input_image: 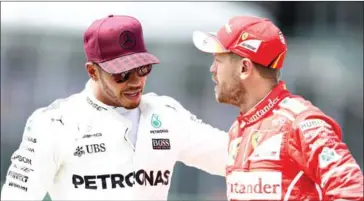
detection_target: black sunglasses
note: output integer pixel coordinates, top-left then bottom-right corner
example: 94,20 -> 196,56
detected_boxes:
110,65 -> 153,83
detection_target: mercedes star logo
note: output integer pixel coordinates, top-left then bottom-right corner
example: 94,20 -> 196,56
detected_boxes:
119,31 -> 136,49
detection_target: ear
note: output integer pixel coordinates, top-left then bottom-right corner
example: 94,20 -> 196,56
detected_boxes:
85,62 -> 99,81
239,58 -> 254,80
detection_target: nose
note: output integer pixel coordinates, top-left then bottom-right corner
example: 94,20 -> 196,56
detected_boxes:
127,71 -> 142,86
210,62 -> 217,73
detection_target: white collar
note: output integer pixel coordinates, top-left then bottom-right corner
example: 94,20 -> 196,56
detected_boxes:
82,79 -> 145,114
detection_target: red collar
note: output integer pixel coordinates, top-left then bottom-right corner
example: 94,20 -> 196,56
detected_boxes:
237,81 -> 291,127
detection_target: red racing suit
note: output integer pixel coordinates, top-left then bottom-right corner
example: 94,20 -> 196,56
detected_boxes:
226,81 -> 363,201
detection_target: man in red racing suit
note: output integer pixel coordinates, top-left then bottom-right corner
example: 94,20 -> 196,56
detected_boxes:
192,15 -> 363,200
225,81 -> 363,201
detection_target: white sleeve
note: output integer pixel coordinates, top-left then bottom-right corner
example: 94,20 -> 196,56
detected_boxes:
1,110 -> 62,200
160,96 -> 228,177
178,114 -> 229,177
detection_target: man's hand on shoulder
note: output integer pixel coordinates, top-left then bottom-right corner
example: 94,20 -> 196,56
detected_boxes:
143,93 -> 204,124
145,94 -> 229,176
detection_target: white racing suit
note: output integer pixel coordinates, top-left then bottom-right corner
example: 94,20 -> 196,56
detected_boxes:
1,81 -> 228,200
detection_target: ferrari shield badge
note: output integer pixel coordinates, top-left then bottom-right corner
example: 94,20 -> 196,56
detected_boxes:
228,137 -> 242,166
251,131 -> 261,149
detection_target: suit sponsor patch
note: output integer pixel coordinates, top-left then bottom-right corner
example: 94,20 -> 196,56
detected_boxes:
11,154 -> 32,165
82,133 -> 102,138
227,171 -> 282,200
319,147 -> 341,168
228,137 -> 242,166
73,169 -> 171,189
73,143 -> 106,157
150,129 -> 169,134
8,182 -> 28,192
152,139 -> 171,150
300,119 -> 332,132
279,97 -> 308,114
8,171 -> 29,183
248,132 -> 284,161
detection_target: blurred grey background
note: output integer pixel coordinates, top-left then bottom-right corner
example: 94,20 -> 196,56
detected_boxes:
1,2 -> 363,200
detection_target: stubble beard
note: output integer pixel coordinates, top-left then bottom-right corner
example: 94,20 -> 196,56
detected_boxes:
100,76 -> 141,109
123,99 -> 141,109
216,75 -> 246,107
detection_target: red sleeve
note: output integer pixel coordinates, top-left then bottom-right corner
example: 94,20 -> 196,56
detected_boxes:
288,112 -> 363,200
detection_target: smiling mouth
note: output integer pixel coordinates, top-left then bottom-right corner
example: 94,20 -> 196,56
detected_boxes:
212,76 -> 218,84
123,88 -> 142,96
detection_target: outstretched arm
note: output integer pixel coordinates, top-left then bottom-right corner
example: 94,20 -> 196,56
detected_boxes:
158,96 -> 228,176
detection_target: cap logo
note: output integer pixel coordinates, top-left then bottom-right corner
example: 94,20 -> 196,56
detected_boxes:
278,32 -> 285,44
241,32 -> 249,40
119,31 -> 136,49
239,40 -> 262,53
225,24 -> 232,34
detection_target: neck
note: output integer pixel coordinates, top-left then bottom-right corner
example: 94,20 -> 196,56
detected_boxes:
89,80 -> 114,107
239,81 -> 277,114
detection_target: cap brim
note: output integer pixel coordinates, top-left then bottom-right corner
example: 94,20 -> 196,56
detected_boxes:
98,52 -> 160,74
192,31 -> 230,54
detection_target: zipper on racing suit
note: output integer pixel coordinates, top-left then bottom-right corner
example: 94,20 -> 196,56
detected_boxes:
124,128 -> 136,151
237,119 -> 265,171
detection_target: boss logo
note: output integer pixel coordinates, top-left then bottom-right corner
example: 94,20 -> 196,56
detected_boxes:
152,139 -> 170,150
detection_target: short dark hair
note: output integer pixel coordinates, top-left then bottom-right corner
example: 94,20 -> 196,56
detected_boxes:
229,53 -> 280,83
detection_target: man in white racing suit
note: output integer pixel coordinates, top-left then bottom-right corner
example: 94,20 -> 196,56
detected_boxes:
1,15 -> 228,200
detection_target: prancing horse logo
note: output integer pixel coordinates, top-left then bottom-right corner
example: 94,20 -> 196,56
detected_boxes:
119,31 -> 136,49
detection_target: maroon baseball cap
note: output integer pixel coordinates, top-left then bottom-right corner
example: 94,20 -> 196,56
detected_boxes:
84,15 -> 160,74
193,16 -> 287,69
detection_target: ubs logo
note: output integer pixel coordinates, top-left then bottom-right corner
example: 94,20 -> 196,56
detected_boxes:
119,31 -> 136,49
74,143 -> 106,157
